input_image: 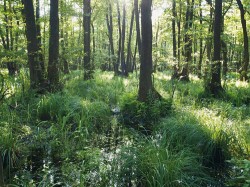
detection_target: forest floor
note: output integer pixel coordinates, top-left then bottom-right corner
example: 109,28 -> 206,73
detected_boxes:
0,70 -> 250,186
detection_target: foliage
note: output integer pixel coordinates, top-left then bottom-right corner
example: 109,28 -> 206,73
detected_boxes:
120,92 -> 172,133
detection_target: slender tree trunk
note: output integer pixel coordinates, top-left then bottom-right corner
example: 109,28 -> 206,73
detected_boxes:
134,0 -> 141,58
60,3 -> 69,74
126,8 -> 134,73
0,156 -> 3,187
236,0 -> 249,81
116,0 -> 122,75
221,40 -> 228,78
121,2 -> 126,76
48,0 -> 60,86
172,0 -> 177,59
4,0 -> 17,76
180,0 -> 194,81
198,0 -> 203,78
36,0 -> 45,72
106,3 -> 116,73
209,0 -> 223,95
83,0 -> 93,79
177,2 -> 182,66
22,0 -> 44,89
138,0 -> 154,102
91,22 -> 95,64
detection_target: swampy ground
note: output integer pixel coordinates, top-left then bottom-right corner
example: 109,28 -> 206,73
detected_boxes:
1,70 -> 250,186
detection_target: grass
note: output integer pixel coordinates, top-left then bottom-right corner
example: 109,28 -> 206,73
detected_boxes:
0,70 -> 249,186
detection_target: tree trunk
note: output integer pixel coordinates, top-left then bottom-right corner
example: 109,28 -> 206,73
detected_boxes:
172,0 -> 177,59
221,40 -> 228,78
83,0 -> 93,79
116,0 -> 122,75
197,0 -> 203,78
236,0 -> 249,81
134,0 -> 141,58
126,8 -> 135,73
0,156 -> 3,187
177,2 -> 182,66
106,3 -> 116,73
60,2 -> 69,74
36,0 -> 45,72
180,0 -> 194,82
22,0 -> 45,89
48,0 -> 60,87
121,2 -> 126,76
138,0 -> 155,102
209,0 -> 223,95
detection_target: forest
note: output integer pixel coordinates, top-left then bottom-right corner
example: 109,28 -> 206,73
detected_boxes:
0,0 -> 250,186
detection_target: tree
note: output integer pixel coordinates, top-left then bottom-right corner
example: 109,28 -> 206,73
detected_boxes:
22,0 -> 45,89
209,0 -> 223,95
83,0 -> 93,80
106,2 -> 116,74
134,0 -> 141,58
48,0 -> 60,88
172,0 -> 177,59
120,1 -> 126,76
179,0 -> 194,82
236,0 -> 249,81
35,0 -> 45,72
0,156 -> 3,187
138,0 -> 157,102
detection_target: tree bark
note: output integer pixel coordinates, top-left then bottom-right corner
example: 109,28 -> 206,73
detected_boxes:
116,0 -> 122,75
172,0 -> 177,59
179,0 -> 194,82
0,156 -> 3,187
83,0 -> 93,79
106,3 -> 116,73
198,0 -> 203,78
48,0 -> 60,87
236,0 -> 249,81
36,0 -> 45,72
138,0 -> 154,102
209,0 -> 223,95
126,8 -> 135,73
22,0 -> 45,89
121,2 -> 126,76
134,0 -> 141,57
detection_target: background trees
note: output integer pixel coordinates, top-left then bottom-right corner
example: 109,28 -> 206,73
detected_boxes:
0,0 -> 249,93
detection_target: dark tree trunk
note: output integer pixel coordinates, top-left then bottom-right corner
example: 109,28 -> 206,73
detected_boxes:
116,0 -> 122,75
209,0 -> 223,95
198,0 -> 203,78
126,8 -> 135,73
121,2 -> 127,76
172,0 -> 177,59
106,3 -> 116,73
221,40 -> 228,78
4,0 -> 18,76
83,0 -> 93,80
60,3 -> 69,74
138,0 -> 155,102
134,0 -> 141,57
177,2 -> 182,66
36,0 -> 45,72
0,156 -> 3,187
236,0 -> 249,81
179,0 -> 194,82
48,0 -> 59,87
91,22 -> 95,64
22,0 -> 44,89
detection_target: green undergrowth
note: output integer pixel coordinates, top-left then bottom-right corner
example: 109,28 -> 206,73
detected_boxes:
0,70 -> 250,186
